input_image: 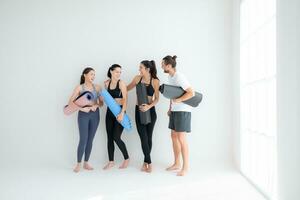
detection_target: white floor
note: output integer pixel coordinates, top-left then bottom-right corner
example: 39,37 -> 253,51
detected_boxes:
0,162 -> 266,200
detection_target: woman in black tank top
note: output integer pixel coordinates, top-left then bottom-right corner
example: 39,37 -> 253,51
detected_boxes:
127,60 -> 160,173
103,64 -> 130,170
107,79 -> 123,98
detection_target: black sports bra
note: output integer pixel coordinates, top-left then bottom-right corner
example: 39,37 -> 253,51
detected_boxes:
107,80 -> 123,98
138,77 -> 154,96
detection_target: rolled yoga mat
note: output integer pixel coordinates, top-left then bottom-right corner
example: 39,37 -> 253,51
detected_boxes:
159,84 -> 203,107
63,91 -> 95,115
136,82 -> 151,125
99,89 -> 132,131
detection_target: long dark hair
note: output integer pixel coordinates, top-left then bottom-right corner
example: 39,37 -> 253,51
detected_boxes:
141,60 -> 159,80
163,55 -> 177,68
80,67 -> 94,84
107,64 -> 122,79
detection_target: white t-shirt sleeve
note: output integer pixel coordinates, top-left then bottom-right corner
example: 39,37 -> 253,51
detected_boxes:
176,73 -> 191,90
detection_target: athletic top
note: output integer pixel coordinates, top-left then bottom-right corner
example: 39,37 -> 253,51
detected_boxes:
138,77 -> 155,96
108,80 -> 123,98
168,71 -> 192,112
80,84 -> 98,102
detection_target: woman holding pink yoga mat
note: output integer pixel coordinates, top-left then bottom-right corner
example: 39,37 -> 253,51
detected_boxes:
68,67 -> 103,173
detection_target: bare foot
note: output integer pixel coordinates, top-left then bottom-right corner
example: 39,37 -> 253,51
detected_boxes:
103,162 -> 115,170
146,164 -> 152,173
176,169 -> 187,176
73,163 -> 81,173
119,159 -> 130,169
141,163 -> 148,172
83,162 -> 94,170
166,164 -> 181,171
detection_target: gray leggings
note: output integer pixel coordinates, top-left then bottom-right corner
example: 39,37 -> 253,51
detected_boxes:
77,108 -> 100,162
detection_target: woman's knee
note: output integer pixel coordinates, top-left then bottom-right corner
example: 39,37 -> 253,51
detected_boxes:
113,135 -> 122,143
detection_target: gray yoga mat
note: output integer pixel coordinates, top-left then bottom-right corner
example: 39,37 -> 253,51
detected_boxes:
136,82 -> 152,124
159,84 -> 203,107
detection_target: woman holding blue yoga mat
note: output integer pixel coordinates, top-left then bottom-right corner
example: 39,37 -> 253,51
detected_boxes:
68,67 -> 103,173
127,60 -> 160,173
103,64 -> 130,170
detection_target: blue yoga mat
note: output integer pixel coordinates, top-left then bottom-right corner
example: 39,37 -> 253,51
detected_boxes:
99,89 -> 132,131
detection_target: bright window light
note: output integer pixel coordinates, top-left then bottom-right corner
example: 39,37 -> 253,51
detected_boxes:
240,0 -> 277,199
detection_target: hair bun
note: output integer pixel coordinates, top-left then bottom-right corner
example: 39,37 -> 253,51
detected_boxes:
172,55 -> 177,60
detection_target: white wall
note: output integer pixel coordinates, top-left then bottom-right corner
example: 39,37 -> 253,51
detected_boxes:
0,0 -> 234,168
232,0 -> 240,170
277,0 -> 300,199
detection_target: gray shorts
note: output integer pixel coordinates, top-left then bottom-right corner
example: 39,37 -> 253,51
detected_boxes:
168,111 -> 191,133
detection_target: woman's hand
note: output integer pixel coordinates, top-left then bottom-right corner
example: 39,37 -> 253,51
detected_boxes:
139,104 -> 151,112
116,112 -> 124,122
81,107 -> 91,113
91,105 -> 98,112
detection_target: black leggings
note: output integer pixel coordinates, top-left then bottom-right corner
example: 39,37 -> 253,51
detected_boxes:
105,109 -> 129,161
135,105 -> 157,164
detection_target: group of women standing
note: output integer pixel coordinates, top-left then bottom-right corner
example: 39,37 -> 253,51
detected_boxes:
68,60 -> 160,174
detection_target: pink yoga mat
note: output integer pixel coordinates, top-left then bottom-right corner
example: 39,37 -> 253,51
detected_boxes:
63,91 -> 94,115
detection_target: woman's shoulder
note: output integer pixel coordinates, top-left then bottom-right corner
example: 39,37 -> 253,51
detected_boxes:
104,79 -> 110,87
152,77 -> 160,84
136,74 -> 142,79
75,84 -> 82,91
104,79 -> 111,83
152,77 -> 160,82
119,79 -> 127,86
133,75 -> 142,81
